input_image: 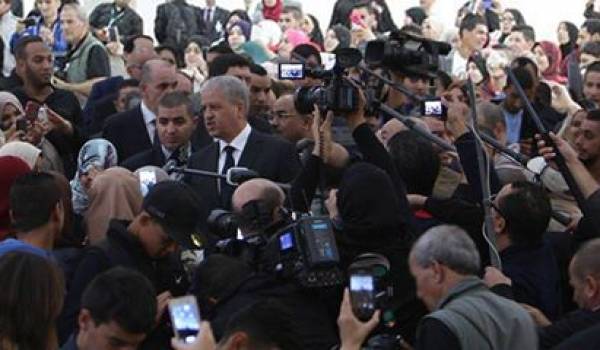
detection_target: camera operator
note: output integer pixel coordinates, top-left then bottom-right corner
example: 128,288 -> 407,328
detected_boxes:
199,178 -> 339,350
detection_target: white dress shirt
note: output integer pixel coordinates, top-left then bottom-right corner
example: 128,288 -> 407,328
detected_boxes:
140,101 -> 157,144
217,124 -> 252,174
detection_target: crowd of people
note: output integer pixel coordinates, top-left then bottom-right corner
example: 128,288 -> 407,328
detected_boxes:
4,0 -> 600,349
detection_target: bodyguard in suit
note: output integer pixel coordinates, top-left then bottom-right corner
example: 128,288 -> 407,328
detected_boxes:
200,0 -> 230,43
185,76 -> 301,211
122,91 -> 211,173
102,59 -> 178,161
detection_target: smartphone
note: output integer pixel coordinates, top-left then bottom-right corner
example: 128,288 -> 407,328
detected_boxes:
37,106 -> 48,123
278,63 -> 305,80
139,170 -> 157,197
16,118 -> 28,132
421,99 -> 447,120
168,295 -> 201,344
349,273 -> 376,322
24,101 -> 40,121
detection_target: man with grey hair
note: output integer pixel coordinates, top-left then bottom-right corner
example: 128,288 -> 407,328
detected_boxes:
55,3 -> 110,100
185,75 -> 300,211
408,225 -> 536,350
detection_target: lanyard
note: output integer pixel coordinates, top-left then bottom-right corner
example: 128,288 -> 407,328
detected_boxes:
107,5 -> 126,28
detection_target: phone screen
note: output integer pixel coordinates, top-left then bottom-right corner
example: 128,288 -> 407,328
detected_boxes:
108,26 -> 119,42
168,296 -> 201,344
278,63 -> 305,80
139,170 -> 157,197
349,274 -> 375,321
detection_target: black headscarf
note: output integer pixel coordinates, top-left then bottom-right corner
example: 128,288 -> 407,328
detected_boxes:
331,24 -> 351,49
560,21 -> 579,59
306,14 -> 324,48
405,7 -> 427,27
336,162 -> 403,245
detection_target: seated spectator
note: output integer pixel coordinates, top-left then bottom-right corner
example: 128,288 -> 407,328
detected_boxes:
226,20 -> 251,53
0,171 -> 64,258
0,251 -> 64,350
278,28 -> 310,60
62,267 -> 157,350
583,61 -> 600,106
408,225 -> 537,349
182,36 -> 209,91
533,41 -> 567,84
507,24 -> 536,57
155,44 -> 181,67
0,156 -> 31,239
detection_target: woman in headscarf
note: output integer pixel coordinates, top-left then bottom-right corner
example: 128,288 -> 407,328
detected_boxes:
533,41 -> 567,84
0,141 -> 42,170
498,9 -> 525,44
0,156 -> 31,240
0,92 -> 64,173
226,20 -> 252,53
328,162 -> 426,343
84,167 -> 143,244
261,0 -> 282,22
278,28 -> 310,60
557,21 -> 579,76
70,139 -> 118,215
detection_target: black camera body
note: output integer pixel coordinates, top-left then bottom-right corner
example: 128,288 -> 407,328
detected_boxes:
265,216 -> 344,288
365,31 -> 451,77
286,48 -> 363,115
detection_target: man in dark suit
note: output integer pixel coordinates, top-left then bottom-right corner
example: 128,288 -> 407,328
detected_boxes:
185,76 -> 300,212
200,0 -> 229,43
102,59 -> 178,161
122,91 -> 210,172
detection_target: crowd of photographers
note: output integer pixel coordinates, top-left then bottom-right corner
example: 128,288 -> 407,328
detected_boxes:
5,0 -> 600,349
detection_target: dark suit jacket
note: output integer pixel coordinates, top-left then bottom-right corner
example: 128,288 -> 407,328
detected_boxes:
185,129 -> 300,211
199,6 -> 229,42
102,104 -> 152,162
121,145 -> 166,171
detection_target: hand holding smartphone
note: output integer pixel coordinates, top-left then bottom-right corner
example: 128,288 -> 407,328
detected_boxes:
349,273 -> 376,322
168,295 -> 201,344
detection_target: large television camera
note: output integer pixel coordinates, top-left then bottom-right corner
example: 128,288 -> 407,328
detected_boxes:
280,48 -> 363,115
365,31 -> 451,77
208,210 -> 344,289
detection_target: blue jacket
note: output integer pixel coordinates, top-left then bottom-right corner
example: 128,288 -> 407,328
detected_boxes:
10,16 -> 68,70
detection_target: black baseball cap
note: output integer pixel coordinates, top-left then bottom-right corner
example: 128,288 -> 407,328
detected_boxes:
143,181 -> 208,250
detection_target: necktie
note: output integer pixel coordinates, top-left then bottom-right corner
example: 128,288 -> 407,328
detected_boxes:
205,8 -> 212,23
220,145 -> 235,209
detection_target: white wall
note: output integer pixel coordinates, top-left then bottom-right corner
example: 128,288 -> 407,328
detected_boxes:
23,0 -> 587,42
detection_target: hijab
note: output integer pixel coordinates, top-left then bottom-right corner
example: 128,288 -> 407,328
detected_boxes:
306,14 -> 324,48
0,156 -> 31,239
70,139 -> 118,215
331,24 -> 351,50
84,167 -> 143,244
335,162 -> 404,246
560,21 -> 579,58
0,92 -> 24,120
262,0 -> 282,22
283,29 -> 311,48
538,41 -> 567,84
0,141 -> 42,170
228,20 -> 252,42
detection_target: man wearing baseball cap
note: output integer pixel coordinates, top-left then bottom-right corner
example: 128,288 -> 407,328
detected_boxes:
59,180 -> 208,346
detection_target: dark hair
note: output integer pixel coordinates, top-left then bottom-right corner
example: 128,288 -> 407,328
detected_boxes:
584,61 -> 600,82
10,172 -> 61,232
208,43 -> 234,55
291,43 -> 322,65
405,7 -> 427,26
506,66 -> 535,91
226,9 -> 251,25
388,130 -> 441,196
400,24 -> 423,36
222,299 -> 301,350
586,108 -> 600,122
155,44 -> 182,67
459,14 -> 486,37
505,8 -> 526,26
14,36 -> 44,61
436,70 -> 453,90
208,53 -> 250,77
123,34 -> 154,54
282,5 -> 303,20
583,19 -> 600,37
468,54 -> 490,83
249,63 -> 267,76
0,252 -> 64,349
119,78 -> 140,89
158,91 -> 194,117
583,41 -> 600,57
497,181 -> 551,245
511,24 -> 536,42
81,267 -> 157,334
511,56 -> 539,81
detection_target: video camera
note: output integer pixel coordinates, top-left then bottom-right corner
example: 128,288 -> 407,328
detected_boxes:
365,31 -> 451,77
208,210 -> 344,289
279,48 -> 364,115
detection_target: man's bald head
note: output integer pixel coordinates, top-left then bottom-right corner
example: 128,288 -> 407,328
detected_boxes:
232,179 -> 285,213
